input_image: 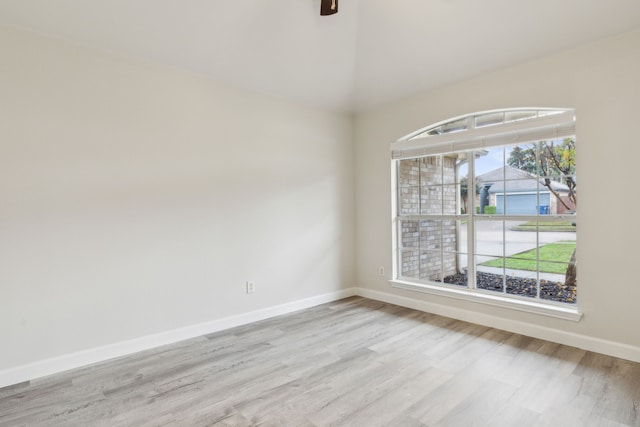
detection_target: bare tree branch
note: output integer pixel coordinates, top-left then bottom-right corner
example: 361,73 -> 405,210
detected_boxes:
543,178 -> 572,210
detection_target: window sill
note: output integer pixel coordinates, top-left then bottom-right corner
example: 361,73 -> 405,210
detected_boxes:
390,279 -> 582,322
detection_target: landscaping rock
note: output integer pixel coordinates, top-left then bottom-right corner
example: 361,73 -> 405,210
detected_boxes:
442,271 -> 577,304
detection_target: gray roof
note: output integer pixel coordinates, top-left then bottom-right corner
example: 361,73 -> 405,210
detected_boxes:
476,165 -> 569,193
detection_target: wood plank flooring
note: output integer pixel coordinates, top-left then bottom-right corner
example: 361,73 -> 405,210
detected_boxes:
1,297 -> 640,426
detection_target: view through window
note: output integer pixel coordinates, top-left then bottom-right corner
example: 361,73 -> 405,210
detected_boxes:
394,110 -> 577,306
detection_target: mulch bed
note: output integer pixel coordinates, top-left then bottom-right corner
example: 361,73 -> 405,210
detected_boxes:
442,271 -> 577,304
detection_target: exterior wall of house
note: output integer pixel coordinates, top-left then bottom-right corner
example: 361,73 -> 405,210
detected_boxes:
550,194 -> 558,214
488,191 -> 573,215
556,194 -> 576,214
398,156 -> 457,281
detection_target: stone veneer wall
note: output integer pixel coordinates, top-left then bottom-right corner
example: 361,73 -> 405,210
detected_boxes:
398,156 -> 458,281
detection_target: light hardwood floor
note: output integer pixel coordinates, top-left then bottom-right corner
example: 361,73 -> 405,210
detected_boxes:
1,297 -> 639,426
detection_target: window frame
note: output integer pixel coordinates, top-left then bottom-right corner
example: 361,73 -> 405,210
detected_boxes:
390,109 -> 581,321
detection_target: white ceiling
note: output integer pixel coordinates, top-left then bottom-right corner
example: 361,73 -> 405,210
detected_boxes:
1,0 -> 640,112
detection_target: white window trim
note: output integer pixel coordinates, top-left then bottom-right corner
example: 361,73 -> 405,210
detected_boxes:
389,279 -> 582,322
392,109 -> 575,160
390,108 -> 581,321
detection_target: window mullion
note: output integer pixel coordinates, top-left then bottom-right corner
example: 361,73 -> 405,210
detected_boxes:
419,159 -> 424,281
535,144 -> 541,300
536,219 -> 541,300
467,151 -> 476,290
501,147 -> 506,294
502,219 -> 506,294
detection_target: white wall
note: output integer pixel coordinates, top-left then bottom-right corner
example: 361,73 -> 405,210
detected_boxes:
0,26 -> 355,373
3,22 -> 639,385
355,29 -> 640,354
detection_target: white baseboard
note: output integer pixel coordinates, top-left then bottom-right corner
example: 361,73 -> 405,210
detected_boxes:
355,287 -> 640,364
0,288 -> 357,389
4,286 -> 639,389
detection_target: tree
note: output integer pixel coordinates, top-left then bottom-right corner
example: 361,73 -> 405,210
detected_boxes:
507,138 -> 577,286
459,176 -> 480,214
507,138 -> 576,210
508,146 -> 537,174
538,138 -> 576,211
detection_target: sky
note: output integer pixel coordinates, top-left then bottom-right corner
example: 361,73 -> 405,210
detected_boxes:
477,146 -> 510,175
459,146 -> 510,177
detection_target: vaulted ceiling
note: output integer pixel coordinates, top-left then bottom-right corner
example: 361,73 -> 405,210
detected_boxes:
1,0 -> 640,112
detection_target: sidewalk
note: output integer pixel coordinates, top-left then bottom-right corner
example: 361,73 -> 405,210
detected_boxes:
476,265 -> 565,282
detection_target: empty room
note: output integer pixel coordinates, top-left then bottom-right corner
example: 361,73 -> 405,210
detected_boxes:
1,1 -> 640,425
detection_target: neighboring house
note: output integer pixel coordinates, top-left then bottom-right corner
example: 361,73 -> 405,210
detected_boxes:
476,165 -> 573,215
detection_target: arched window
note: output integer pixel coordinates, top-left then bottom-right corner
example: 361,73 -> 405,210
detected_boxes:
391,109 -> 579,319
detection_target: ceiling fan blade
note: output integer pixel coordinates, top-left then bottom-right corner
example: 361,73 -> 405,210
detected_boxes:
320,0 -> 338,16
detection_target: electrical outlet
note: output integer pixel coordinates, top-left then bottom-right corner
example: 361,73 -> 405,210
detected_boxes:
246,281 -> 255,294
378,267 -> 385,276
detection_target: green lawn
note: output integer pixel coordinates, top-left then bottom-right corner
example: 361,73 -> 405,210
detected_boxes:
482,242 -> 576,274
511,221 -> 576,232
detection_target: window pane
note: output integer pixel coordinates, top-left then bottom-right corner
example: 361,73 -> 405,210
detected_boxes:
538,175 -> 577,215
475,220 -> 504,258
505,220 -> 538,260
557,175 -> 577,214
503,179 -> 541,216
504,110 -> 537,123
420,156 -> 443,185
400,220 -> 419,248
421,251 -> 443,282
475,220 -> 506,293
475,146 -> 504,180
442,252 -> 468,287
440,118 -> 468,134
421,185 -> 442,215
442,220 -> 457,254
537,218 -> 576,303
536,138 -> 576,179
506,273 -> 537,298
506,143 -> 537,175
398,158 -> 421,215
443,185 -> 457,215
475,112 -> 504,128
425,126 -> 442,137
502,219 -> 539,298
443,155 -> 458,184
537,238 -> 576,296
441,220 -> 459,282
459,160 -> 471,214
540,262 -> 576,304
458,157 -> 469,179
475,146 -> 504,216
419,220 -> 441,251
537,110 -> 565,117
400,249 -> 420,279
476,256 -> 505,293
399,186 -> 420,215
398,159 -> 421,186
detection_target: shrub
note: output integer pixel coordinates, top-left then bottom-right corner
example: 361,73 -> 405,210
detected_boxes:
484,206 -> 497,215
